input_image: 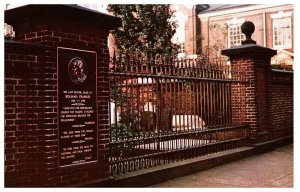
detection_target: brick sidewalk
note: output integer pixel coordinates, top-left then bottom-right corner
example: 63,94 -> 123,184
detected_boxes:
152,145 -> 293,188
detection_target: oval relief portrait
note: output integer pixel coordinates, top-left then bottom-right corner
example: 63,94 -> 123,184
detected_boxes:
68,57 -> 88,84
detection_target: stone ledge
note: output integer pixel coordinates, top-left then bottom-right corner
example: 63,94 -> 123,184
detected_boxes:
83,147 -> 255,187
82,136 -> 292,187
253,136 -> 293,155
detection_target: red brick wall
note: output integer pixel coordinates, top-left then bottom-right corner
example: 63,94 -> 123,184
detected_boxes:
222,43 -> 293,143
5,9 -> 114,187
230,57 -> 258,139
268,70 -> 293,139
5,42 -> 47,186
256,67 -> 269,137
222,44 -> 278,143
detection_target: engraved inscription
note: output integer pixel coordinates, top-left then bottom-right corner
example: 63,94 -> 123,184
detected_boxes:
58,48 -> 97,167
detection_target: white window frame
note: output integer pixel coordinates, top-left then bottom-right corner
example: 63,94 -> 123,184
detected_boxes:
271,11 -> 293,50
226,18 -> 245,48
178,43 -> 185,53
177,42 -> 185,58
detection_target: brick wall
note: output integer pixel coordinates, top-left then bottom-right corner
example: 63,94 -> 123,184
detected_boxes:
222,43 -> 278,143
222,37 -> 293,144
230,57 -> 259,140
5,5 -> 121,187
268,70 -> 293,139
5,42 -> 47,186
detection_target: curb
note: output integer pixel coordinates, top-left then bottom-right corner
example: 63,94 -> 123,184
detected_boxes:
82,136 -> 292,187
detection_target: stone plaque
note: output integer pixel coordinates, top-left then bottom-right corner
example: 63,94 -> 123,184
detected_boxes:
57,47 -> 98,167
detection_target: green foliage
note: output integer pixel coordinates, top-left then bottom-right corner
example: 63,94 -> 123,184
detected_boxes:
111,123 -> 133,141
108,4 -> 178,56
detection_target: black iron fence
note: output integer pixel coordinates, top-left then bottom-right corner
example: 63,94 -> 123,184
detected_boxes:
109,55 -> 249,176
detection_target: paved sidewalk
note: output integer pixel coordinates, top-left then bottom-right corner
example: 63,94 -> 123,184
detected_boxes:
152,145 -> 293,188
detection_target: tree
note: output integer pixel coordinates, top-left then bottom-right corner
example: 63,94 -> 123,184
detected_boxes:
108,4 -> 178,56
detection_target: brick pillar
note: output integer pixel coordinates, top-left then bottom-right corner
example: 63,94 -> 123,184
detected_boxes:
221,21 -> 276,144
5,5 -> 121,187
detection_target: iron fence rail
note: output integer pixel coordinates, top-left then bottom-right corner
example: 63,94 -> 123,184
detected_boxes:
109,56 -> 249,176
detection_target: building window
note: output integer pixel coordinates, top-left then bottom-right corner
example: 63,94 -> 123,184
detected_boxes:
177,43 -> 185,58
271,11 -> 292,49
226,18 -> 245,48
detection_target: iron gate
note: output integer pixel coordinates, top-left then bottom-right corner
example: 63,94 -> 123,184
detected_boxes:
109,55 -> 249,176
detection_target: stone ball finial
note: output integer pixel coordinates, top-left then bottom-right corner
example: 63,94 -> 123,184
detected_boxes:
241,21 -> 256,45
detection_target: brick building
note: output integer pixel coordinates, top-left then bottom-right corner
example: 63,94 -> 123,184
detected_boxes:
197,4 -> 294,68
170,5 -> 207,58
